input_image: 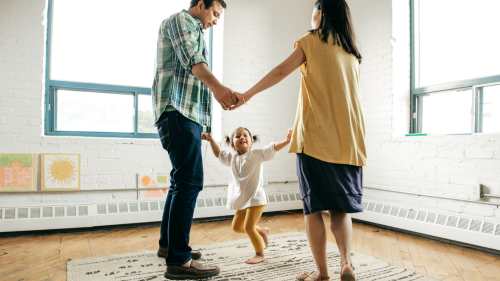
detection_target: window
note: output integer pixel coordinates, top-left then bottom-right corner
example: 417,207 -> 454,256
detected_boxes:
45,0 -> 221,138
411,0 -> 500,134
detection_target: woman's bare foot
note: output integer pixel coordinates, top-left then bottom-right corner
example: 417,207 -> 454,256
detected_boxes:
340,262 -> 355,281
258,227 -> 270,248
245,253 -> 266,264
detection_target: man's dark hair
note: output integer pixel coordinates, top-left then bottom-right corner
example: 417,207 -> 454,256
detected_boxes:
311,0 -> 362,64
189,0 -> 227,9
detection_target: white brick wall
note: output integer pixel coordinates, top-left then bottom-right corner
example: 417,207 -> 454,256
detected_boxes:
4,0 -> 497,222
0,0 -> 313,206
348,0 -> 500,220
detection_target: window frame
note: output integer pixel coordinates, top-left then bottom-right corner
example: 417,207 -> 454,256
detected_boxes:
410,0 -> 500,134
44,0 -> 214,139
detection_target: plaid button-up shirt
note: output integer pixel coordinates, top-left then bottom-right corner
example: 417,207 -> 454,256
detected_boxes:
152,10 -> 211,132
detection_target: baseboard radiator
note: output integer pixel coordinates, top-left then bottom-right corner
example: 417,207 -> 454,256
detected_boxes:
351,200 -> 500,252
2,196 -> 500,252
0,192 -> 303,233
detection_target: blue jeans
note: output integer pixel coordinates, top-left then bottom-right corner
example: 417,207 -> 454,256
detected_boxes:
157,110 -> 203,266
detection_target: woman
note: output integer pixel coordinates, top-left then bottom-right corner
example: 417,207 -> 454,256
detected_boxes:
231,0 -> 366,280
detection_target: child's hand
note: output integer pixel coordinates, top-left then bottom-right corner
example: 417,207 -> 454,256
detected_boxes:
285,128 -> 293,142
202,132 -> 212,141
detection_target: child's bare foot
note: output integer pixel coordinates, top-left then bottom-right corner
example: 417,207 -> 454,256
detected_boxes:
258,227 -> 270,248
246,253 -> 266,264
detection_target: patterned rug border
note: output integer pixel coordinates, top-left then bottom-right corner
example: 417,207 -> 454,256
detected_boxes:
67,231 -> 439,281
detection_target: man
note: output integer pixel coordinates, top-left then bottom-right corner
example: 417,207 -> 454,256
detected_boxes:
152,0 -> 235,279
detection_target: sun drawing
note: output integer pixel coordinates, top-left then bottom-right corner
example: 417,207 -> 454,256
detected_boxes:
47,157 -> 77,186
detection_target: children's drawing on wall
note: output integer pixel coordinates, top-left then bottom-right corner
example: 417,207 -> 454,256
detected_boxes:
0,153 -> 37,192
137,173 -> 169,199
42,153 -> 81,191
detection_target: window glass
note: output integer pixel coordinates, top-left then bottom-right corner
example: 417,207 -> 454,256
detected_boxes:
478,85 -> 500,133
419,89 -> 472,134
51,0 -> 190,87
56,90 -> 134,132
415,0 -> 500,87
137,95 -> 157,133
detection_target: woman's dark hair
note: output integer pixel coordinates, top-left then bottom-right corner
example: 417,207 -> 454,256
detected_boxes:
224,127 -> 260,147
190,0 -> 227,9
312,0 -> 362,64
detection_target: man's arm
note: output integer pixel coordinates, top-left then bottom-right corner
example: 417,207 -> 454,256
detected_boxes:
191,63 -> 237,110
165,14 -> 237,110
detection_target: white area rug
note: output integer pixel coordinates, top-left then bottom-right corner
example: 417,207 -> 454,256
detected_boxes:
67,232 -> 438,281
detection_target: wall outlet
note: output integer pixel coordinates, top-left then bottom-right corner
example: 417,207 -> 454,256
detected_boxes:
264,175 -> 269,186
471,184 -> 483,200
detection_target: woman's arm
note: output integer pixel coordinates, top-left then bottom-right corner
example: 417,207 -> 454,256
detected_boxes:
230,46 -> 306,111
202,133 -> 221,158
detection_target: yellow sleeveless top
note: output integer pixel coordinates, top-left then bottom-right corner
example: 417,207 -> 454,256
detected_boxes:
288,31 -> 367,166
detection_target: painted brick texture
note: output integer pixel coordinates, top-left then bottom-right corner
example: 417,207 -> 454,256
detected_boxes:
348,0 -> 500,220
0,0 -> 312,205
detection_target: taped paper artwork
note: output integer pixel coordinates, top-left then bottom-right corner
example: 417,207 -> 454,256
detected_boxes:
0,153 -> 37,192
137,173 -> 169,199
42,154 -> 81,190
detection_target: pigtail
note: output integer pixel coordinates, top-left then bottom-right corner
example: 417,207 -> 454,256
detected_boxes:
224,135 -> 232,146
252,135 -> 261,143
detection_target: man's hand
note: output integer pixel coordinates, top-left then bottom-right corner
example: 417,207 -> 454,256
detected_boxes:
202,132 -> 212,142
229,92 -> 246,111
213,85 -> 238,110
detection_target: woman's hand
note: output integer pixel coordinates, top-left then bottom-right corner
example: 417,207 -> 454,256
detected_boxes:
229,92 -> 246,111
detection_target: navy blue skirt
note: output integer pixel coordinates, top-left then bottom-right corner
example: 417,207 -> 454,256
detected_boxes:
296,153 -> 363,215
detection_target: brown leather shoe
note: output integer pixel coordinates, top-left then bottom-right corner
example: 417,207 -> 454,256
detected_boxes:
164,260 -> 220,280
157,247 -> 202,260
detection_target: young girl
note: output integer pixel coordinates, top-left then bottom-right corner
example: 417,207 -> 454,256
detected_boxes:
202,127 -> 292,264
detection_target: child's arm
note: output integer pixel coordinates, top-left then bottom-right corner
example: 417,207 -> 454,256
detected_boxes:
202,133 -> 220,158
273,128 -> 293,152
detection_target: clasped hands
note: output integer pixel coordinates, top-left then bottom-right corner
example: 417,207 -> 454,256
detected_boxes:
212,85 -> 246,111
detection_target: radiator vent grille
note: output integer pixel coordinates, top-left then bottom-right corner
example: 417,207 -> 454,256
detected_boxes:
447,216 -> 458,227
43,207 -> 52,218
398,208 -> 408,218
458,218 -> 470,230
67,206 -> 77,217
367,203 -> 375,212
97,205 -> 107,215
30,208 -> 40,218
119,203 -> 128,213
18,208 -> 28,219
436,214 -> 447,225
408,210 -> 417,220
362,200 -> 500,239
470,220 -> 482,232
426,213 -> 437,223
482,222 -> 495,234
416,211 -> 426,221
108,204 -> 118,214
55,207 -> 64,217
130,203 -> 139,212
5,209 -> 15,219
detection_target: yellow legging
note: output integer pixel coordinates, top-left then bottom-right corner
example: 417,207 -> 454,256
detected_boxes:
232,205 -> 266,253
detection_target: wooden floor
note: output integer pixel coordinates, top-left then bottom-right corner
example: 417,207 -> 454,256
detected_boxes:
1,212 -> 499,281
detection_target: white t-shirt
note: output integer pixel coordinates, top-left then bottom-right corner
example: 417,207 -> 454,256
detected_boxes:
219,142 -> 278,210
